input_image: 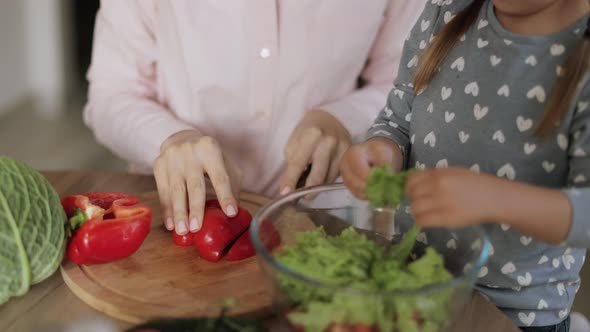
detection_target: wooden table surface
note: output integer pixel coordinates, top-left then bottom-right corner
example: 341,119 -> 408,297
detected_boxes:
0,171 -> 522,332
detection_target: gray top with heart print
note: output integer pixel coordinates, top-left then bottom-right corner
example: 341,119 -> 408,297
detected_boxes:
366,0 -> 590,328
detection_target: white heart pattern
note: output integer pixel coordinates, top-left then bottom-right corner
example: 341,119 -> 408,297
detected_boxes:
444,11 -> 455,23
469,164 -> 480,173
500,223 -> 511,231
477,38 -> 489,48
436,159 -> 449,168
542,161 -> 555,173
441,87 -> 452,100
388,121 -> 399,128
424,131 -> 436,147
411,134 -> 415,144
492,130 -> 506,144
516,116 -> 533,132
416,232 -> 428,244
394,89 -> 405,99
557,134 -> 568,151
407,55 -> 418,68
557,282 -> 566,296
538,256 -> 549,264
405,113 -> 412,122
537,299 -> 549,310
427,102 -> 434,113
504,39 -> 513,45
451,57 -> 465,71
517,272 -> 532,286
549,278 -> 557,283
524,143 -> 536,155
460,34 -> 466,42
488,243 -> 494,256
574,174 -> 587,184
553,259 -> 561,268
497,84 -> 510,97
478,266 -> 488,278
474,104 -> 489,120
421,19 -> 430,32
563,255 -> 575,270
520,236 -> 532,246
574,148 -> 586,157
578,101 -> 588,112
497,163 -> 516,180
527,85 -> 546,103
419,40 -> 427,50
519,312 -> 535,326
446,238 -> 457,249
459,131 -> 470,143
416,161 -> 426,169
525,55 -> 538,66
478,19 -> 488,30
550,44 -> 565,56
501,262 -> 516,274
471,239 -> 482,251
463,263 -> 473,273
445,111 -> 455,123
490,55 -> 501,66
384,106 -> 393,117
465,82 -> 480,96
559,310 -> 569,319
556,65 -> 564,77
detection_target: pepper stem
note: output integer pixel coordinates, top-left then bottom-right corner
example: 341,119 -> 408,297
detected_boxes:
69,208 -> 87,231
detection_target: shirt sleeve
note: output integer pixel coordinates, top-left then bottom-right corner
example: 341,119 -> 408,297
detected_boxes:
319,0 -> 426,143
563,78 -> 590,248
83,0 -> 194,171
365,1 -> 444,163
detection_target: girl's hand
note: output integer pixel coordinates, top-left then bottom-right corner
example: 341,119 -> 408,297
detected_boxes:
154,130 -> 241,235
280,111 -> 351,195
405,168 -> 500,228
339,137 -> 404,199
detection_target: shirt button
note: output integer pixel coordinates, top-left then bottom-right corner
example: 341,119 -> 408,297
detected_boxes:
259,48 -> 271,59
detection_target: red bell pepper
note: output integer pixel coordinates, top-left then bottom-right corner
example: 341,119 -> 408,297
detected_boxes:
225,219 -> 281,261
62,192 -> 152,265
173,231 -> 194,247
193,202 -> 252,262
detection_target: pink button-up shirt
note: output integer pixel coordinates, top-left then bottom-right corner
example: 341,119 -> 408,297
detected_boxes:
83,0 -> 425,197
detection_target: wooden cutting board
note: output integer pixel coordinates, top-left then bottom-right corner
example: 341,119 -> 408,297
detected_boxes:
60,190 -> 273,324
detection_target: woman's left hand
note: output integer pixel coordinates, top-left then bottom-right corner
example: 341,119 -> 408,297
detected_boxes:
280,110 -> 351,195
405,167 -> 503,228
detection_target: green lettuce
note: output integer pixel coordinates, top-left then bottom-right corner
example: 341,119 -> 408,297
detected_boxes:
275,166 -> 453,331
0,156 -> 67,304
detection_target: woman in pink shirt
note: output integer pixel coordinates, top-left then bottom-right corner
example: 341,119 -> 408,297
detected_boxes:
83,0 -> 424,235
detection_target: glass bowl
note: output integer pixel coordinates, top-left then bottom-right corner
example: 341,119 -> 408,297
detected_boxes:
251,183 -> 490,332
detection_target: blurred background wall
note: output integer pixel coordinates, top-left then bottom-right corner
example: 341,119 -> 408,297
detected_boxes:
0,0 -> 125,171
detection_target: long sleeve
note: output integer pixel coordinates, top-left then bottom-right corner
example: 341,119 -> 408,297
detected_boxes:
365,1 -> 443,163
319,0 -> 426,142
83,0 -> 193,171
563,79 -> 590,248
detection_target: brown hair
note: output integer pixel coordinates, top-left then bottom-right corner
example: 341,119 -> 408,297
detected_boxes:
413,2 -> 590,136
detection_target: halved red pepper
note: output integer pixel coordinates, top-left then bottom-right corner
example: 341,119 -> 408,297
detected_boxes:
62,192 -> 152,265
225,219 -> 281,261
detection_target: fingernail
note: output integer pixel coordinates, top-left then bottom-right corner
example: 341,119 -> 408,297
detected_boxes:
165,217 -> 174,230
226,205 -> 237,217
280,186 -> 291,195
176,221 -> 188,235
189,218 -> 200,232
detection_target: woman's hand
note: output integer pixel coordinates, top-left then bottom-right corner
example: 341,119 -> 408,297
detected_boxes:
339,137 -> 404,199
154,130 -> 241,235
280,111 -> 351,195
405,168 -> 500,228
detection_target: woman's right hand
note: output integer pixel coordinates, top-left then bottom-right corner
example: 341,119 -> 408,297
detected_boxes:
154,130 -> 241,235
339,137 -> 404,199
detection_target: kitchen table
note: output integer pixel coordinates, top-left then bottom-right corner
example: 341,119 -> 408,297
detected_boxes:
0,171 -> 521,332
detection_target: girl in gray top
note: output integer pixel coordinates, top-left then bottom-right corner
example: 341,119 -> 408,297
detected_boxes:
341,0 -> 590,331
